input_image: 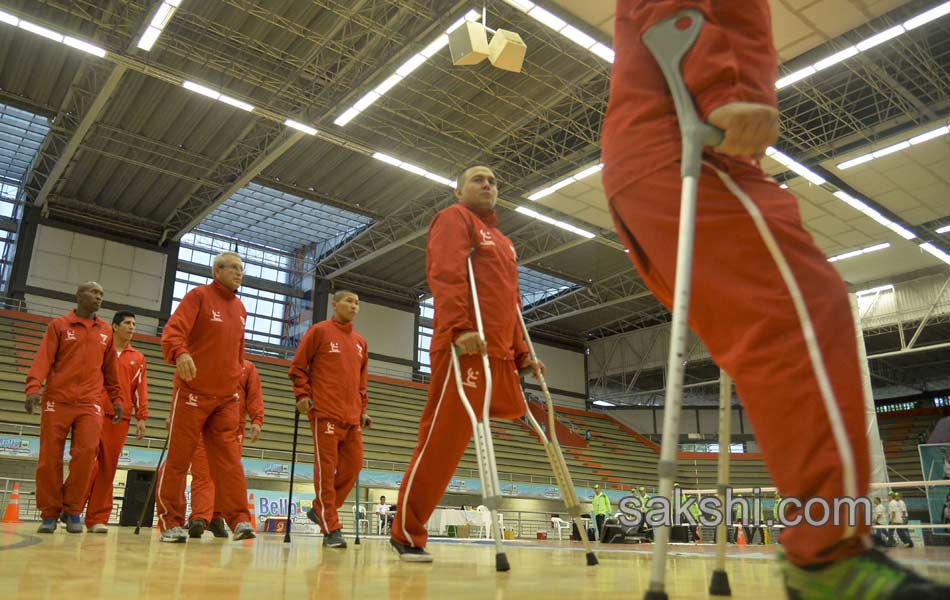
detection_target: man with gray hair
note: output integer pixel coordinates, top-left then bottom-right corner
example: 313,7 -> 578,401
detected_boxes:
157,251 -> 255,543
25,281 -> 123,533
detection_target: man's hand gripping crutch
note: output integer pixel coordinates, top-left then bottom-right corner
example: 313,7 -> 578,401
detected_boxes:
449,251 -> 510,573
516,309 -> 599,566
640,10 -> 724,600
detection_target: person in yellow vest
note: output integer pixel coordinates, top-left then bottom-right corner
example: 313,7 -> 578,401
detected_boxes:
637,486 -> 653,540
592,485 -> 611,542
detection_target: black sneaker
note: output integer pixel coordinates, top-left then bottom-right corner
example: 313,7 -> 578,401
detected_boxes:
781,548 -> 950,599
389,537 -> 433,563
188,519 -> 207,539
209,517 -> 229,538
306,507 -> 321,526
323,530 -> 347,548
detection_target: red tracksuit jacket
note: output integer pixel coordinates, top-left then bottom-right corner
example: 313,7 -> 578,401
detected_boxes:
288,318 -> 368,426
161,280 -> 247,397
101,344 -> 149,422
427,203 -> 530,364
601,0 -> 777,196
239,360 -> 264,427
25,311 -> 122,407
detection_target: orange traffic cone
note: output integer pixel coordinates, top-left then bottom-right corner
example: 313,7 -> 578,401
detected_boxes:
736,525 -> 747,546
2,482 -> 20,523
247,493 -> 257,531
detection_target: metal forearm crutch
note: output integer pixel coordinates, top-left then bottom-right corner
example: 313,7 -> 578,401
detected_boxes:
710,371 -> 732,596
641,10 -> 724,600
283,409 -> 301,544
449,253 -> 509,572
516,308 -> 598,567
135,434 -> 170,534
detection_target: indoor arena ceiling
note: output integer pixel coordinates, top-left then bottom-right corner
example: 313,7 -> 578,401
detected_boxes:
0,0 -> 948,350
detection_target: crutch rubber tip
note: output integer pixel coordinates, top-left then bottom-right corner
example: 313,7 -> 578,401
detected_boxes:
643,592 -> 668,600
708,570 -> 732,596
355,538 -> 361,545
495,553 -> 510,572
282,533 -> 291,544
585,552 -> 599,566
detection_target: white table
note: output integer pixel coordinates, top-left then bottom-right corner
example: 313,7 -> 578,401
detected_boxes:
428,508 -> 500,537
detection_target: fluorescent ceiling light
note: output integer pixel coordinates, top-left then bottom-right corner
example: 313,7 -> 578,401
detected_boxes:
527,6 -> 566,30
182,80 -> 219,99
856,284 -> 894,297
828,242 -> 891,263
284,119 -> 317,135
561,25 -> 596,49
515,206 -> 595,239
766,147 -> 826,185
19,20 -> 63,42
776,5 -> 950,90
904,1 -> 950,29
137,1 -> 182,51
63,36 -> 107,58
832,191 -> 916,240
217,94 -> 254,112
920,242 -> 950,265
502,0 -> 536,11
836,125 -> 949,170
0,10 -> 19,26
370,152 -> 455,188
593,400 -> 615,407
527,162 -> 603,201
334,11 -> 481,127
936,225 -> 950,234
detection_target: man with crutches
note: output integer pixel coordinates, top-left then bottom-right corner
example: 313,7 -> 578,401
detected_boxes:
389,165 -> 544,566
602,2 -> 949,599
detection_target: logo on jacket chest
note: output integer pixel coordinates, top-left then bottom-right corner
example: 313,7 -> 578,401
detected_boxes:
99,333 -> 108,346
479,229 -> 495,246
65,329 -> 77,341
356,343 -> 363,358
210,309 -> 223,322
328,341 -> 341,354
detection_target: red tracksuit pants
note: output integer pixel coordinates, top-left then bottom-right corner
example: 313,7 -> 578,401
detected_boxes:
36,402 -> 102,519
309,416 -> 362,534
83,415 -> 130,526
155,387 -> 250,531
189,434 -> 245,523
392,351 -> 526,549
607,160 -> 870,566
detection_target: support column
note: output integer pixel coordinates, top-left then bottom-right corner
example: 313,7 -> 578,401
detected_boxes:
850,293 -> 889,489
313,278 -> 330,323
158,241 -> 180,327
8,205 -> 40,301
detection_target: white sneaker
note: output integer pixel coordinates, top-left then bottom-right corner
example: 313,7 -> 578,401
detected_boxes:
161,527 -> 187,543
89,524 -> 108,534
232,522 -> 256,541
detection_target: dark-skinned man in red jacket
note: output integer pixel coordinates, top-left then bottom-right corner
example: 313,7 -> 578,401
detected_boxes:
602,2 -> 949,597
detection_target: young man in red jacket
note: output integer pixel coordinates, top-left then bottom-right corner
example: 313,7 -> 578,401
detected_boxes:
24,282 -> 123,534
84,310 -> 149,532
188,358 -> 264,538
388,166 -> 544,562
157,251 -> 255,543
289,290 -> 371,549
603,2 -> 948,597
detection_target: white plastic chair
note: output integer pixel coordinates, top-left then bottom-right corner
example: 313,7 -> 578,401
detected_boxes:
351,505 -> 369,534
551,517 -> 570,540
475,505 -> 502,538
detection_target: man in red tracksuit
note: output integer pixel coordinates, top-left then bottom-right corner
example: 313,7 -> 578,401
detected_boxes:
603,2 -> 948,597
157,251 -> 255,543
188,358 -> 264,538
24,282 -> 123,534
289,290 -> 371,549
388,166 -> 544,562
84,310 -> 149,532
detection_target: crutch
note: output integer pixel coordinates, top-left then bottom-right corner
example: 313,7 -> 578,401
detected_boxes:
709,370 -> 732,596
641,10 -> 724,600
135,434 -> 170,534
449,252 -> 509,572
354,475 -> 362,545
283,409 -> 301,543
516,308 -> 598,567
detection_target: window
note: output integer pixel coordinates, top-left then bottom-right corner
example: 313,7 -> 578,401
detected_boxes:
416,297 -> 434,375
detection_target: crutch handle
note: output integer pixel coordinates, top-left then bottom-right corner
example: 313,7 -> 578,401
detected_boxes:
642,9 -> 724,178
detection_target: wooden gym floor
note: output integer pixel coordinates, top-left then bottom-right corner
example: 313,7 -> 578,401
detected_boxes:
2,523 -> 950,599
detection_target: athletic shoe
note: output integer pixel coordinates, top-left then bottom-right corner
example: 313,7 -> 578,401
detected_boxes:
209,517 -> 229,538
188,519 -> 207,539
63,513 -> 83,534
781,548 -> 950,599
389,537 -> 433,563
160,527 -> 187,543
89,523 -> 108,534
232,522 -> 256,541
323,530 -> 347,548
306,507 -> 321,526
37,519 -> 57,533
